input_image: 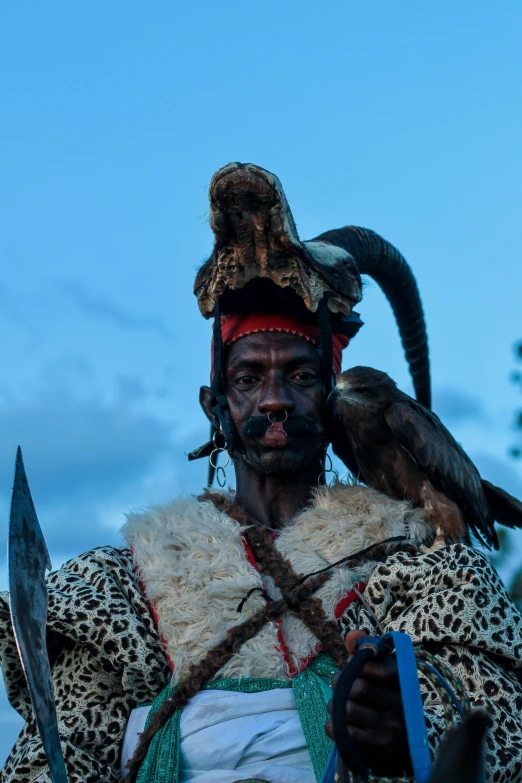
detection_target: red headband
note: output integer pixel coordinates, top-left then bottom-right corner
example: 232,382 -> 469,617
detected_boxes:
212,312 -> 349,377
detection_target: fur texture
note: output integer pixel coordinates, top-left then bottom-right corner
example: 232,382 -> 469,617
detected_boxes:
123,482 -> 427,683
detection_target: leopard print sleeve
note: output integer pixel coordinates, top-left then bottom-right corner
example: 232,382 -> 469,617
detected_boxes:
0,546 -> 170,783
340,543 -> 522,783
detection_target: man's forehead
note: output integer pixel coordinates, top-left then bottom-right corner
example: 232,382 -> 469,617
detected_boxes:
226,332 -> 321,366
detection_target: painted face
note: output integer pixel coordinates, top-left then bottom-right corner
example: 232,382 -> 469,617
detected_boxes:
225,332 -> 328,475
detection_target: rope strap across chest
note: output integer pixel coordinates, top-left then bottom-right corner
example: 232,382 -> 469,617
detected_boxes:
121,493 -> 415,783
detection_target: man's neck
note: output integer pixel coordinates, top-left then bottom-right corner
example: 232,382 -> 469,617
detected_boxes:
233,459 -> 321,529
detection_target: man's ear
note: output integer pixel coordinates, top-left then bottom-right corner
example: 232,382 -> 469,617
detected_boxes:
199,386 -> 217,426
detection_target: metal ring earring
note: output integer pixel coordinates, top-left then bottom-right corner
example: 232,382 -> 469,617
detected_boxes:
209,429 -> 231,488
318,451 -> 338,486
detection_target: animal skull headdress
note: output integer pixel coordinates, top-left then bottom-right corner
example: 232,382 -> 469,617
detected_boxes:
190,162 -> 430,468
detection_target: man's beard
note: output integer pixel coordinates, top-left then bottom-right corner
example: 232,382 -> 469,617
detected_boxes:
235,414 -> 326,475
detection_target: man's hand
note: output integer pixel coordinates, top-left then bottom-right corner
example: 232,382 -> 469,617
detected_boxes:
325,630 -> 412,777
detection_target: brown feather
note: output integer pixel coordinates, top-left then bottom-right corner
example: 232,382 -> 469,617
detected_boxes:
330,366 -> 522,548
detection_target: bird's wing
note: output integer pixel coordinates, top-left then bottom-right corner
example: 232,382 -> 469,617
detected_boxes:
384,398 -> 493,543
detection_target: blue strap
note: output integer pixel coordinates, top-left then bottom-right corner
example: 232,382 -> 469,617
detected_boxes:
418,660 -> 465,718
388,631 -> 432,783
320,747 -> 338,783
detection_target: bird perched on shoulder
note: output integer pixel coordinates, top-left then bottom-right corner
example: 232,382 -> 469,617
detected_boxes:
329,366 -> 522,548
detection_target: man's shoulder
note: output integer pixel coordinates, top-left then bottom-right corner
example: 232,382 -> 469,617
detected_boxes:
53,544 -> 134,575
45,544 -> 138,599
363,540 -> 521,625
0,545 -> 135,617
383,540 -> 501,582
122,492 -> 238,551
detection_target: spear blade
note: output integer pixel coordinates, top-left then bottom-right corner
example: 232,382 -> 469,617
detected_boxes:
8,447 -> 68,783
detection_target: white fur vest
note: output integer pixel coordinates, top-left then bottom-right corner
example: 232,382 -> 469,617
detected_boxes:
122,483 -> 426,684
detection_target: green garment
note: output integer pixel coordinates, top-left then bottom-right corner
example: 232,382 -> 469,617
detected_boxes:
136,653 -> 338,783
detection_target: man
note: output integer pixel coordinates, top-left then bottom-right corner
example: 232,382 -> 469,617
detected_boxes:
1,164 -> 522,782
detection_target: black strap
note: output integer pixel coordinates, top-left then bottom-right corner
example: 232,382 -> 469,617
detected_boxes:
188,302 -> 240,485
209,300 -> 239,464
317,296 -> 335,390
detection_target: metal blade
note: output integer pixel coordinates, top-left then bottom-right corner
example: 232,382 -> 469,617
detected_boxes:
8,447 -> 68,783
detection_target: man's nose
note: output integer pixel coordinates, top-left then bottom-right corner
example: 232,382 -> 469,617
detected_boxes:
257,375 -> 296,416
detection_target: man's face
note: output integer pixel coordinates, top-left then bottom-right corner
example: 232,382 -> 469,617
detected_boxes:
223,332 -> 328,475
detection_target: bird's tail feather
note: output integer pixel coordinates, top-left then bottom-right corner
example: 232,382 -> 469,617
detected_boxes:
482,479 -> 522,529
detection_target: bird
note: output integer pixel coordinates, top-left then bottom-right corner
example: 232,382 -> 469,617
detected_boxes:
329,366 -> 522,548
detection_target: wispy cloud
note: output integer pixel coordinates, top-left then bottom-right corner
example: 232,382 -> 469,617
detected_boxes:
0,282 -> 40,340
60,282 -> 175,342
0,394 -> 172,505
0,364 -> 209,554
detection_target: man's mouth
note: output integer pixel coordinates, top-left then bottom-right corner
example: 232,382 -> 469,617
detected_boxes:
241,415 -> 323,450
263,420 -> 288,449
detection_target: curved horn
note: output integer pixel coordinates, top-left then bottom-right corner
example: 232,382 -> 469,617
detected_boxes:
311,226 -> 431,408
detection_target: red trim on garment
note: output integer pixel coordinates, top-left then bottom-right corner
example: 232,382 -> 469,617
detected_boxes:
241,535 -> 258,570
275,617 -> 298,679
296,642 -> 322,674
334,581 -> 367,619
242,533 -> 299,679
130,545 -> 175,672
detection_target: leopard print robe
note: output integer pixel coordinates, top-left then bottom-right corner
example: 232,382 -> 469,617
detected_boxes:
1,484 -> 521,783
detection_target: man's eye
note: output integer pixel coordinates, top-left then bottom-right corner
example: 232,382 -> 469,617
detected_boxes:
292,372 -> 316,383
236,375 -> 257,385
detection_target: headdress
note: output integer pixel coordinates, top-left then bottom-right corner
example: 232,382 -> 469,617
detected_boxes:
189,163 -> 430,480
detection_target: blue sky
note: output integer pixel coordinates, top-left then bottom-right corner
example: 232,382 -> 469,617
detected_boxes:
1,0 -> 522,764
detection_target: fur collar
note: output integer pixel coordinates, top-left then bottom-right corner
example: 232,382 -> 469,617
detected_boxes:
122,483 -> 426,683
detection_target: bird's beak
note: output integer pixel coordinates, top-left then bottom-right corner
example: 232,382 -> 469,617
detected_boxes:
327,387 -> 340,404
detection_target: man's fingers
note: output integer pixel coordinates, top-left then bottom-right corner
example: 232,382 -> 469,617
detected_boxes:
327,678 -> 402,717
345,701 -> 403,733
325,708 -> 403,745
345,629 -> 368,655
355,656 -> 400,686
331,657 -> 400,689
343,722 -> 402,751
345,677 -> 403,709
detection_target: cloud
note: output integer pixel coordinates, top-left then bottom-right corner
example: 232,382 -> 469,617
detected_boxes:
471,452 -> 522,499
0,364 -> 211,554
432,388 -> 485,424
0,393 -> 174,507
0,281 -> 40,340
59,281 -> 175,342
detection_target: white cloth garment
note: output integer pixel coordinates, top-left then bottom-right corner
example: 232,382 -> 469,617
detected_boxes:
120,688 -> 315,783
